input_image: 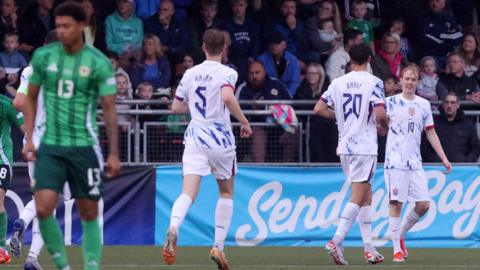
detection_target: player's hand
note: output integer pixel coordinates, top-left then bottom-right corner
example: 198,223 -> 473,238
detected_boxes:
442,159 -> 452,174
240,122 -> 252,138
105,154 -> 121,178
22,140 -> 36,161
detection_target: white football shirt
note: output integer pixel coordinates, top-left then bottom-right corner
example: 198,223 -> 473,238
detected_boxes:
176,60 -> 238,150
18,66 -> 45,148
384,94 -> 434,170
321,71 -> 385,155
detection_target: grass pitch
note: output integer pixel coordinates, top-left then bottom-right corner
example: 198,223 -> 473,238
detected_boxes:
4,246 -> 480,269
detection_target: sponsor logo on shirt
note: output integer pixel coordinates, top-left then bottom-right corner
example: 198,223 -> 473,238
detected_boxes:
47,63 -> 58,72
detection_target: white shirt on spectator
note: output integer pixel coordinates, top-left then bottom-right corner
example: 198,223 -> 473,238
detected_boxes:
325,46 -> 373,81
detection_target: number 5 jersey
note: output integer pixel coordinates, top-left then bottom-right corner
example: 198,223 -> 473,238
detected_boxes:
175,60 -> 238,150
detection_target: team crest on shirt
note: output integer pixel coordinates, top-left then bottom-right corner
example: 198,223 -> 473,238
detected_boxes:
393,188 -> 398,196
408,107 -> 415,117
79,66 -> 91,77
271,88 -> 278,96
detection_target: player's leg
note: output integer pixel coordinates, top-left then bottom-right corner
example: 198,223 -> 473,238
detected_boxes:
33,145 -> 70,270
209,149 -> 236,270
24,217 -> 44,270
11,161 -> 38,258
0,165 -> 12,264
359,188 -> 384,264
385,168 -> 409,262
76,198 -> 102,270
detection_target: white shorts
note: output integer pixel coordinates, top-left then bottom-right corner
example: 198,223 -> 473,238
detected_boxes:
182,145 -> 237,180
384,168 -> 429,203
340,155 -> 377,183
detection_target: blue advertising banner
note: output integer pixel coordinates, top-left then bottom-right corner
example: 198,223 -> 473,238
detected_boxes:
6,166 -> 156,245
155,166 -> 480,248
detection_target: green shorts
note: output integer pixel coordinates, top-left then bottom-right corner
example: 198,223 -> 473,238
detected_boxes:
0,164 -> 12,191
33,144 -> 104,200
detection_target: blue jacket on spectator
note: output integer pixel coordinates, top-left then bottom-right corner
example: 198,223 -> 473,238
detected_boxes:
134,0 -> 160,20
105,10 -> 144,55
173,0 -> 192,20
415,11 -> 462,59
273,19 -> 309,56
131,57 -> 172,90
0,50 -> 27,69
257,51 -> 301,96
224,16 -> 261,83
144,15 -> 188,62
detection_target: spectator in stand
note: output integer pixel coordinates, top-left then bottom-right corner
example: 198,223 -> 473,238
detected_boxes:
17,0 -> 54,54
371,32 -> 408,81
236,61 -> 295,162
0,32 -> 27,70
174,52 -> 196,82
135,82 -> 161,126
134,0 -> 160,20
417,56 -> 447,105
457,33 -> 480,77
144,0 -> 189,64
422,92 -> 480,162
257,31 -> 301,96
325,28 -> 366,81
294,63 -> 338,162
269,0 -> 315,64
415,0 -> 462,69
105,0 -> 143,56
389,17 -> 413,61
306,0 -> 343,60
221,30 -> 237,71
106,50 -> 131,83
383,75 -> 399,97
317,19 -> 341,44
344,0 -> 381,23
0,0 -> 18,51
130,33 -> 171,90
223,0 -> 261,84
346,0 -> 375,51
81,0 -> 106,52
115,73 -> 133,127
439,52 -> 480,102
189,0 -> 223,61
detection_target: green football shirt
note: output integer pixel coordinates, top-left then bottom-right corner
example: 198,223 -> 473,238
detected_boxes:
29,42 -> 117,147
0,95 -> 24,165
347,20 -> 374,43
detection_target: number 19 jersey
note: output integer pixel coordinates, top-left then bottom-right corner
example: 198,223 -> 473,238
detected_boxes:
175,60 -> 238,150
321,71 -> 385,155
29,43 -> 117,147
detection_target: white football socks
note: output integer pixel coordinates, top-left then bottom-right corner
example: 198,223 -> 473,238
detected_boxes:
214,198 -> 233,251
20,200 -> 37,228
333,202 -> 360,251
400,209 -> 421,238
169,193 -> 192,231
389,216 -> 401,254
28,218 -> 44,259
357,206 -> 373,252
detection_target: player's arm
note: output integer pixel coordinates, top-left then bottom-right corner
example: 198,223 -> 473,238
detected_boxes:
13,66 -> 31,112
22,83 -> 39,160
425,127 -> 452,173
101,94 -> 121,177
221,86 -> 252,138
313,98 -> 335,119
373,104 -> 388,134
171,97 -> 189,114
13,93 -> 26,111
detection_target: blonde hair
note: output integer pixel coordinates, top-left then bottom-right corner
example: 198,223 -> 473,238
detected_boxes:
307,63 -> 326,95
400,64 -> 421,80
142,34 -> 164,58
319,0 -> 343,33
381,32 -> 401,52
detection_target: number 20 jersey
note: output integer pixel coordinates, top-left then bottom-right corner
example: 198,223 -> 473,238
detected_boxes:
175,60 -> 238,150
321,71 -> 385,155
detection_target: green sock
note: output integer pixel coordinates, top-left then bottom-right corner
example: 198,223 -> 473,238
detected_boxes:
82,219 -> 102,270
39,215 -> 69,269
0,211 -> 6,248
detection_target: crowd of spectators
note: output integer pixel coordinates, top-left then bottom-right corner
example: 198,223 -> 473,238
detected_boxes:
2,0 -> 480,163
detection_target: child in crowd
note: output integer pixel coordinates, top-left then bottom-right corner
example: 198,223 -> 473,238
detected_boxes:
346,0 -> 374,51
417,56 -> 440,101
389,18 -> 413,61
0,32 -> 27,70
384,75 -> 400,97
115,73 -> 133,129
318,19 -> 343,43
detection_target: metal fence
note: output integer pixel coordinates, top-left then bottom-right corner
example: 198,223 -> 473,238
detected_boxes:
89,100 -> 480,164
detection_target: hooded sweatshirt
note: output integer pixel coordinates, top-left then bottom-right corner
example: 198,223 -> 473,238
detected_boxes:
105,9 -> 144,55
